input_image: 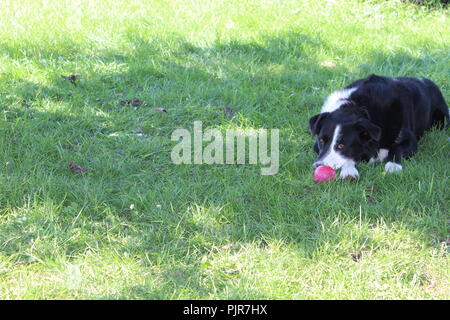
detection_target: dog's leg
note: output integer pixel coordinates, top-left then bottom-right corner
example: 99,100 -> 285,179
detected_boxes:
368,148 -> 389,164
384,130 -> 417,174
340,162 -> 359,180
384,161 -> 403,173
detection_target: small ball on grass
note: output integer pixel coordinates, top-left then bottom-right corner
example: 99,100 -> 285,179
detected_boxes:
313,165 -> 336,183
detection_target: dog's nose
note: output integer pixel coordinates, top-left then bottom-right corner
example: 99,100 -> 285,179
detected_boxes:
312,161 -> 323,169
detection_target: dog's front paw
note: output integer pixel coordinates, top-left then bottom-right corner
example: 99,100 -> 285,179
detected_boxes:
340,165 -> 359,180
384,161 -> 402,174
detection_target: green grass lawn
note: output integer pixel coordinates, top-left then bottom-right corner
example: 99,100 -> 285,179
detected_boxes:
0,0 -> 449,299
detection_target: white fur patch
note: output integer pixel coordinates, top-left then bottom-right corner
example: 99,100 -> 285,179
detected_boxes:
378,148 -> 389,162
321,87 -> 358,113
340,163 -> 359,180
319,125 -> 353,169
369,148 -> 389,164
384,161 -> 402,173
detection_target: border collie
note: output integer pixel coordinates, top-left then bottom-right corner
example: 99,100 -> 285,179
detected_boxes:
309,74 -> 449,179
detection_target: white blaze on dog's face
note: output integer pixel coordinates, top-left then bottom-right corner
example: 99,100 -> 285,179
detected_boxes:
309,109 -> 382,180
313,125 -> 354,169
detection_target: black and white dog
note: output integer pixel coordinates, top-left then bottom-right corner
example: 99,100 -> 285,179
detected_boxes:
309,74 -> 449,179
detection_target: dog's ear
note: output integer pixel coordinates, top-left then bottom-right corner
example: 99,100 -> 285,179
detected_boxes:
356,119 -> 381,142
309,112 -> 330,136
359,106 -> 371,119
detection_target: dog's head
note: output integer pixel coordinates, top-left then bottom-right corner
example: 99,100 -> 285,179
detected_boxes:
309,107 -> 381,169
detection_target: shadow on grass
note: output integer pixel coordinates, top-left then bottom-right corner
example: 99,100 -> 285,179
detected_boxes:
0,32 -> 449,298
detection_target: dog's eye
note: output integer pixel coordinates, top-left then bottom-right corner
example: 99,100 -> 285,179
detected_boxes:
337,143 -> 345,149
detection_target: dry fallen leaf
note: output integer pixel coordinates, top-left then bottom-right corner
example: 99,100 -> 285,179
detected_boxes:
220,244 -> 233,250
152,106 -> 168,113
63,74 -> 81,84
69,161 -> 87,173
225,268 -> 239,274
120,98 -> 143,106
350,252 -> 362,262
225,263 -> 243,274
12,261 -> 35,267
224,106 -> 235,117
131,98 -> 143,106
320,61 -> 336,68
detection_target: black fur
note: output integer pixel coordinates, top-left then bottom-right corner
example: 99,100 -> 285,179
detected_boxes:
309,74 -> 449,171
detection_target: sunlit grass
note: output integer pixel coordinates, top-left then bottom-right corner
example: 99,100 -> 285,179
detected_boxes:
0,0 -> 448,299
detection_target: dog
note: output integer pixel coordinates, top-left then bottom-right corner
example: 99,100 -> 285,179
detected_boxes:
309,74 -> 449,179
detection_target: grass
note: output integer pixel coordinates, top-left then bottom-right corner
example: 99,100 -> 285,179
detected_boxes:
0,0 -> 449,299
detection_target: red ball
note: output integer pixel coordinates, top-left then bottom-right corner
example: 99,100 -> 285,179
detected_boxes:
313,165 -> 336,183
